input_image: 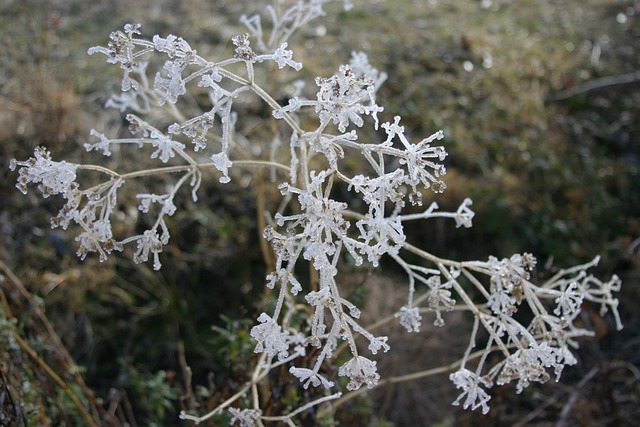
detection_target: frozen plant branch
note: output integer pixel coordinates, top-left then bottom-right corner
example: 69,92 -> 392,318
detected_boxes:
10,0 -> 622,423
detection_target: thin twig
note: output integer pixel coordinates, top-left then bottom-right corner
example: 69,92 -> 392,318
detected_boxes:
12,332 -> 99,427
556,366 -> 600,427
260,392 -> 342,422
551,71 -> 640,100
0,258 -> 102,420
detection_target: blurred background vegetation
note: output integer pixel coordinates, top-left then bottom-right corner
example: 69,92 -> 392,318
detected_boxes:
1,0 -> 638,425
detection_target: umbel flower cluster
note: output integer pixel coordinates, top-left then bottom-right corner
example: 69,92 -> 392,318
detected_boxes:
10,1 -> 622,424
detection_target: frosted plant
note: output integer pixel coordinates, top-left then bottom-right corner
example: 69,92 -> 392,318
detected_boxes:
229,408 -> 262,427
450,368 -> 492,414
10,0 -> 622,424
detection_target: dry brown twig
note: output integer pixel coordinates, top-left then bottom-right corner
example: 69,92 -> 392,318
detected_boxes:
0,258 -> 101,426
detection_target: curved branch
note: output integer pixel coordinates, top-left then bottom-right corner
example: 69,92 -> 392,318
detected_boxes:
551,71 -> 640,100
